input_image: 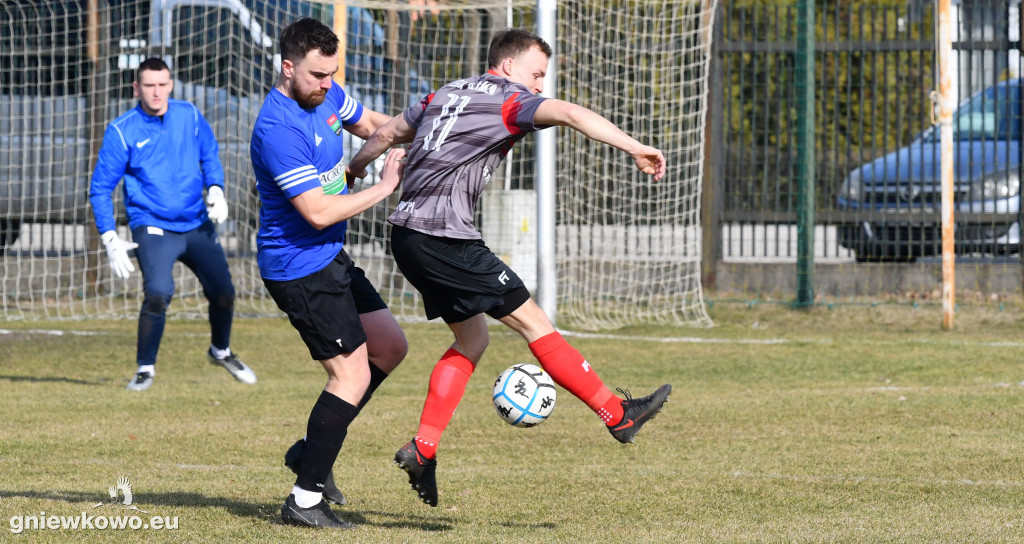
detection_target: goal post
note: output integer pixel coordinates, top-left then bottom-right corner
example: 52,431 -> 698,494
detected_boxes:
535,0 -> 558,323
0,0 -> 715,330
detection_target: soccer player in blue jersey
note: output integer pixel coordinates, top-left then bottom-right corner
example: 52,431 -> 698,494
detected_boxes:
347,29 -> 671,508
89,57 -> 256,391
249,18 -> 408,529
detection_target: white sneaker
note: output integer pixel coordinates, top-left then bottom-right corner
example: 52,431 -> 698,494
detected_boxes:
126,371 -> 154,391
207,349 -> 257,384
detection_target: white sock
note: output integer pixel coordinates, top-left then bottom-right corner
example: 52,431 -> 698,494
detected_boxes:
210,345 -> 231,359
137,365 -> 155,376
291,486 -> 322,508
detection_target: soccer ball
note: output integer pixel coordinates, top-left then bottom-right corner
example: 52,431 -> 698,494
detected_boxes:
492,363 -> 557,427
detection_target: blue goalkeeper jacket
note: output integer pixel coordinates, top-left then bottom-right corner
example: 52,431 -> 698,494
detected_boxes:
89,99 -> 224,234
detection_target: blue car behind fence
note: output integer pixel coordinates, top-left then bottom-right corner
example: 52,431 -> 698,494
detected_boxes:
837,79 -> 1022,262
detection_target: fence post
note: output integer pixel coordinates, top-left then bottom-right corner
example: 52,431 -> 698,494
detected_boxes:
1019,1 -> 1024,296
333,2 -> 347,87
937,0 -> 955,330
86,0 -> 105,293
795,0 -> 815,307
702,2 -> 722,291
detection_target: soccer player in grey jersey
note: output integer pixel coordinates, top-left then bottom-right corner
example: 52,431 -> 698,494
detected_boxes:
347,29 -> 671,508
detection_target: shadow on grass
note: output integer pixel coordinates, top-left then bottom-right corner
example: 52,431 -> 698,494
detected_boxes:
358,509 -> 455,531
0,490 -> 454,531
497,520 -> 558,529
0,374 -> 107,386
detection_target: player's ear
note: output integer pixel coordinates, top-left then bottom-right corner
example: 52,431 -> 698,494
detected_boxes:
132,81 -> 139,98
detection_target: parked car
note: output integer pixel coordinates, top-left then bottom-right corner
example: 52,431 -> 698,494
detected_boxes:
837,78 -> 1022,262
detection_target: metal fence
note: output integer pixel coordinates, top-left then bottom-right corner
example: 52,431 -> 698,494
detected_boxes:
708,0 -> 1024,303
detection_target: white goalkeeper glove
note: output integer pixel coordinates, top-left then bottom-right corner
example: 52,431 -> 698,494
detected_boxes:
100,230 -> 138,280
206,185 -> 228,224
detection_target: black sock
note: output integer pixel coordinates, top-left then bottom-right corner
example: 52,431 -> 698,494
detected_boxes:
295,390 -> 356,493
355,362 -> 389,415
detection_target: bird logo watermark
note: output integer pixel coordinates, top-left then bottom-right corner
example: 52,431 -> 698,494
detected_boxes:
92,477 -> 148,513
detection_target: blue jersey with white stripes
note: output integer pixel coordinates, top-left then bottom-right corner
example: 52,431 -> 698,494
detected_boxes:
250,83 -> 364,281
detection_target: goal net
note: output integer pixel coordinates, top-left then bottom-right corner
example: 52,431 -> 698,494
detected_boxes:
0,0 -> 714,330
555,1 -> 715,329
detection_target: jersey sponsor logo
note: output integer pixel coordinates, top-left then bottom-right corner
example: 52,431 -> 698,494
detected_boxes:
135,138 -> 151,149
318,158 -> 347,195
498,270 -> 510,285
326,114 -> 343,135
315,133 -> 323,147
396,200 -> 416,213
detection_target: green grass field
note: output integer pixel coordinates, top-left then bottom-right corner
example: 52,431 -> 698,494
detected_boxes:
2,302 -> 1023,543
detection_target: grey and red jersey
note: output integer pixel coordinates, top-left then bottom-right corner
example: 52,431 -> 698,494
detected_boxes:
387,71 -> 549,239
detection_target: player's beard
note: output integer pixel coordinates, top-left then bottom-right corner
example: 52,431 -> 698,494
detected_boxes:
293,83 -> 327,110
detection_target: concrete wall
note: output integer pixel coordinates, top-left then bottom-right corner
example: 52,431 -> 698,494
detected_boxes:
714,261 -> 1022,299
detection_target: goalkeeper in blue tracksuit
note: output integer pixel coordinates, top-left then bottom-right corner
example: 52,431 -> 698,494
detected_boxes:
89,57 -> 256,391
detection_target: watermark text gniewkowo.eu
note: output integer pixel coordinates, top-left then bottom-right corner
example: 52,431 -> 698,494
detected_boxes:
9,512 -> 179,534
10,477 -> 177,534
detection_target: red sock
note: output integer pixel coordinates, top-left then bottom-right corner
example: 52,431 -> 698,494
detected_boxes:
528,332 -> 624,425
414,348 -> 475,459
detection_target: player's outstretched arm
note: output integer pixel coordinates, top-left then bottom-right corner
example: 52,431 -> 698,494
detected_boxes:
533,99 -> 666,181
347,114 -> 416,179
292,147 -> 406,230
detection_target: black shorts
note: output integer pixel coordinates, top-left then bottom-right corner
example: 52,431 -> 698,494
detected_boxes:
263,250 -> 387,360
391,225 -> 530,323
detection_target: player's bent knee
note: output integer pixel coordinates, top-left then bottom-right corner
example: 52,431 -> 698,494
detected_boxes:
455,335 -> 489,363
211,291 -> 235,310
140,293 -> 172,314
372,336 -> 408,369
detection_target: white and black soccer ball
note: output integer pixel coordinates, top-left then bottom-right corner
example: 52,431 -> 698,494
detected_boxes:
492,363 -> 557,427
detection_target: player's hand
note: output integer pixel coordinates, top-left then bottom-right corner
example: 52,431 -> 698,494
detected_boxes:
379,147 -> 407,193
631,145 -> 667,181
206,185 -> 229,224
100,230 -> 138,279
346,165 -> 368,181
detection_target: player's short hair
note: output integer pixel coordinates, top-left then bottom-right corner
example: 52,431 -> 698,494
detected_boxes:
487,29 -> 552,69
136,57 -> 170,82
280,17 -> 339,63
